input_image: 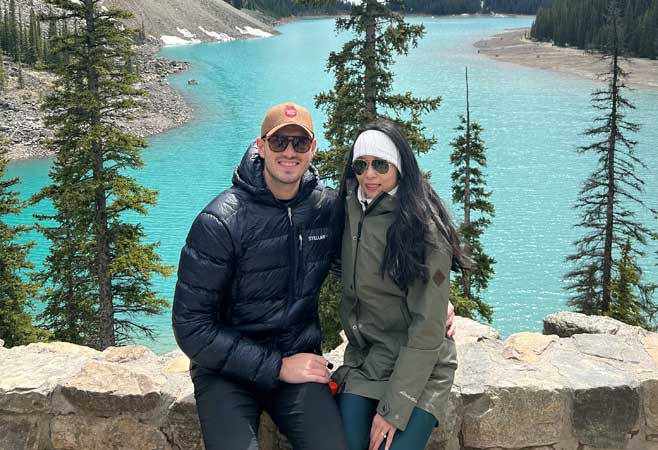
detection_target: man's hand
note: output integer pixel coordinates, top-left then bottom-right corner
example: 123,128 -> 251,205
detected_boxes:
446,301 -> 456,338
369,413 -> 397,450
279,353 -> 331,384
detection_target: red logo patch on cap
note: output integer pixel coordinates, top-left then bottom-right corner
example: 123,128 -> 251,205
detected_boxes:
285,106 -> 297,118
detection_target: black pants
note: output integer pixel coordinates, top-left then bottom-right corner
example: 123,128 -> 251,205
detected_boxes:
192,371 -> 349,450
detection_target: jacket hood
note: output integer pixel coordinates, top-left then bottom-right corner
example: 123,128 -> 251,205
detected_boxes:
232,143 -> 320,205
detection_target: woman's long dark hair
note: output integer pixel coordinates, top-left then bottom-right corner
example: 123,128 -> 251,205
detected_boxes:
332,118 -> 470,291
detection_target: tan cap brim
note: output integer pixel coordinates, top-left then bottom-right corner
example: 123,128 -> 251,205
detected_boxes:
265,123 -> 314,138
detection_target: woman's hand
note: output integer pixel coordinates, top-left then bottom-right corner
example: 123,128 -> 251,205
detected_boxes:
446,301 -> 456,337
369,413 -> 396,450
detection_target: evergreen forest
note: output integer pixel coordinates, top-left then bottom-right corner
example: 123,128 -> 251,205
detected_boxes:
0,2 -> 56,66
224,0 -> 352,17
403,0 -> 553,14
531,0 -> 658,58
225,0 -> 551,17
482,0 -> 552,14
400,0 -> 552,15
402,0 -> 480,16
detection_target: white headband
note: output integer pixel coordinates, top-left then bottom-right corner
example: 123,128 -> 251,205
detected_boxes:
352,130 -> 402,175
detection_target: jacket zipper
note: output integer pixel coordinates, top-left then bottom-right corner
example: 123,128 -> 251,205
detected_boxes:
350,210 -> 365,346
351,193 -> 387,347
281,206 -> 295,334
352,214 -> 364,295
353,193 -> 386,300
283,206 -> 305,333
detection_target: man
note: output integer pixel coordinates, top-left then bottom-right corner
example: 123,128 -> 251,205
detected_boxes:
172,102 -> 455,450
173,102 -> 347,450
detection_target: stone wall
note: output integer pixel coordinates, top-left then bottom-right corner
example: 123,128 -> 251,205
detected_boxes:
1,312 -> 657,450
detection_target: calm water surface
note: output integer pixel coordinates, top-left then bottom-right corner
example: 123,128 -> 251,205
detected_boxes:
8,17 -> 658,353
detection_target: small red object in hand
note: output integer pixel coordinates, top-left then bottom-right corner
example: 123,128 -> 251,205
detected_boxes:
329,381 -> 339,396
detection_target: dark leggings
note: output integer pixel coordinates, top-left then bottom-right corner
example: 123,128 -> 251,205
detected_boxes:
192,371 -> 348,450
337,393 -> 437,450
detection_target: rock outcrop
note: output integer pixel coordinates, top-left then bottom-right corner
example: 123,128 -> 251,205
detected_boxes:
1,314 -> 657,450
544,310 -> 650,338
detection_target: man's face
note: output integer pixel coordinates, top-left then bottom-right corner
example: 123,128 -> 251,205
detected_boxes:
257,125 -> 316,196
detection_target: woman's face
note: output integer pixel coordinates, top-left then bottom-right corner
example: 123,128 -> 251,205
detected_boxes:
354,155 -> 399,199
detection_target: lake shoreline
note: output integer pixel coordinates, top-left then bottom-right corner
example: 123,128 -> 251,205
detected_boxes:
2,41 -> 194,163
274,12 -> 534,26
474,28 -> 658,90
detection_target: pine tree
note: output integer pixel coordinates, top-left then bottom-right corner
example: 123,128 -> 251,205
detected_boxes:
137,21 -> 145,45
0,53 -> 5,91
565,0 -> 656,326
0,134 -> 46,347
45,15 -> 57,66
31,161 -> 101,346
35,11 -> 43,63
19,9 -> 27,60
35,0 -> 173,349
305,0 -> 440,349
0,4 -> 6,52
655,14 -> 658,56
313,0 -> 440,182
318,274 -> 343,351
8,0 -> 17,61
449,67 -> 494,322
606,240 -> 650,327
26,9 -> 37,65
16,8 -> 23,89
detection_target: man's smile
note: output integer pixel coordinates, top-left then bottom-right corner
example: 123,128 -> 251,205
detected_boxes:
278,160 -> 300,167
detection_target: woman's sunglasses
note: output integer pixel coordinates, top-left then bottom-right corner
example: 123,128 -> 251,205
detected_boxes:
264,135 -> 313,153
352,159 -> 391,175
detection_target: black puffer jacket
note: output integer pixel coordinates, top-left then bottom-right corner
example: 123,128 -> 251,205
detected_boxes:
172,144 -> 336,391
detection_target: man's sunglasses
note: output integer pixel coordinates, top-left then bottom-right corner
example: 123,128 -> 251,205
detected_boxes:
264,135 -> 313,153
352,159 -> 391,175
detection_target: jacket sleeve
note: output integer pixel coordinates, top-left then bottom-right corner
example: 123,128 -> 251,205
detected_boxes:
172,210 -> 283,391
376,234 -> 454,431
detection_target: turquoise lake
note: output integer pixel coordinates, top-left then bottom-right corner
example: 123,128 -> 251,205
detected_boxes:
7,17 -> 658,354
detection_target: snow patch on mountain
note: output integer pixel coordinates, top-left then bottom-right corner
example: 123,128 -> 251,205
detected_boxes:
177,28 -> 197,38
161,35 -> 202,46
235,26 -> 272,38
198,26 -> 234,42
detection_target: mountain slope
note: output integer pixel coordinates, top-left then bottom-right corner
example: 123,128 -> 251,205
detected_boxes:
4,0 -> 278,45
106,0 -> 278,44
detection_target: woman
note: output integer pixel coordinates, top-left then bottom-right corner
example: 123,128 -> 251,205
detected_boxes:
331,119 -> 468,450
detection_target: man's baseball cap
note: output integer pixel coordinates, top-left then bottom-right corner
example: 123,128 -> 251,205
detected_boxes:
261,103 -> 314,139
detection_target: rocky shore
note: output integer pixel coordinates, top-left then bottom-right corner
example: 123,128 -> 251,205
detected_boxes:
474,28 -> 658,90
1,38 -> 193,161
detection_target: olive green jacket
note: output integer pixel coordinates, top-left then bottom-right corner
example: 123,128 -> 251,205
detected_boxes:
332,185 -> 457,432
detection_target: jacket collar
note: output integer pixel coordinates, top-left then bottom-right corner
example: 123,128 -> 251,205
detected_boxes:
346,179 -> 398,217
232,143 -> 320,206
